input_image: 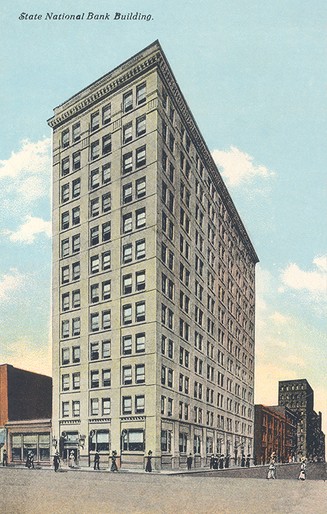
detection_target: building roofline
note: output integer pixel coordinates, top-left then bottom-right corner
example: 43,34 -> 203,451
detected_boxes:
0,363 -> 52,381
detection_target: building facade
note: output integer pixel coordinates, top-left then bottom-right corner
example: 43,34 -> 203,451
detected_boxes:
48,41 -> 258,469
278,379 -> 325,461
254,404 -> 297,465
0,364 -> 52,464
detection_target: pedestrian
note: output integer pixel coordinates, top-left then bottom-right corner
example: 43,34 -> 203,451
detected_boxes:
29,452 -> 34,469
298,458 -> 306,481
213,454 -> 219,469
94,450 -> 100,470
186,453 -> 193,470
69,450 -> 75,468
241,454 -> 246,467
266,459 -> 276,479
219,454 -> 224,469
209,454 -> 214,469
145,450 -> 153,472
111,450 -> 118,472
2,449 -> 8,466
53,451 -> 60,472
225,454 -> 230,468
246,454 -> 251,468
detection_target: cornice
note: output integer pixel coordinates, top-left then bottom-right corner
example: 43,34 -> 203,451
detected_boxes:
47,52 -> 161,129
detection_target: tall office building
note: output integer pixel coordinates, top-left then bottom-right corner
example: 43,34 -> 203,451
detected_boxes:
48,41 -> 258,469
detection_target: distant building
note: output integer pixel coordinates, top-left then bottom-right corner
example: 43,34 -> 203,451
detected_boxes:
48,40 -> 258,469
278,379 -> 325,461
0,364 -> 52,464
254,404 -> 297,464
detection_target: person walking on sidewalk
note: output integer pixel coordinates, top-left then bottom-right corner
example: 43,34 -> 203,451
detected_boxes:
94,451 -> 100,470
2,449 -> 8,467
267,458 -> 276,479
53,451 -> 60,472
298,458 -> 306,481
111,450 -> 118,472
145,450 -> 153,472
187,453 -> 193,470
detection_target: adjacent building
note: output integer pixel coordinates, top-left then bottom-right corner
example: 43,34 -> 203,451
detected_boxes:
48,40 -> 258,469
0,364 -> 52,464
254,404 -> 297,464
278,379 -> 325,461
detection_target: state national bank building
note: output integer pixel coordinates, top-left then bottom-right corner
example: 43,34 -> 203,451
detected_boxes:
48,40 -> 258,470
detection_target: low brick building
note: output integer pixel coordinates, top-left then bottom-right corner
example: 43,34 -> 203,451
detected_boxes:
0,364 -> 52,464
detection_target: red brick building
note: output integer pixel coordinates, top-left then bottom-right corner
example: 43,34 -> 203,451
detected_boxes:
0,364 -> 52,463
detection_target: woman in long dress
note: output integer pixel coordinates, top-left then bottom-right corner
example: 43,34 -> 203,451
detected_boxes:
298,459 -> 306,480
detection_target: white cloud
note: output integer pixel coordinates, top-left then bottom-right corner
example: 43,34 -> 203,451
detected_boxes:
3,216 -> 51,244
270,311 -> 292,324
211,146 -> 275,187
280,256 -> 327,297
0,138 -> 51,216
0,269 -> 25,302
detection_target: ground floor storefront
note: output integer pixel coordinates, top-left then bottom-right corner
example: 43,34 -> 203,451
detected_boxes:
5,419 -> 51,465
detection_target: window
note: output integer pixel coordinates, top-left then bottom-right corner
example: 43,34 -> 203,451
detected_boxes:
72,234 -> 80,253
122,304 -> 132,325
102,222 -> 111,241
102,251 -> 111,270
62,320 -> 69,339
122,335 -> 132,355
122,366 -> 132,385
62,402 -> 69,418
136,83 -> 146,105
91,370 -> 100,388
135,301 -> 145,322
136,208 -> 146,228
122,243 -> 132,264
102,398 -> 111,415
72,346 -> 80,363
72,372 -> 80,390
90,341 -> 99,360
136,146 -> 146,168
72,122 -> 80,142
91,313 -> 100,332
72,207 -> 80,225
136,177 -> 146,198
161,430 -> 172,452
122,274 -> 132,295
61,238 -> 69,258
135,364 -> 145,384
72,151 -> 81,171
90,226 -> 99,246
102,104 -> 111,125
136,271 -> 145,291
62,293 -> 69,312
62,156 -> 70,176
91,398 -> 99,416
136,115 -> 146,137
135,395 -> 145,414
102,193 -> 111,213
102,134 -> 112,155
102,340 -> 111,358
102,280 -> 111,301
72,317 -> 80,336
61,184 -> 69,203
123,152 -> 133,174
62,129 -> 69,149
62,374 -> 69,391
179,433 -> 187,453
91,140 -> 100,160
72,178 -> 80,198
123,122 -> 133,144
123,91 -> 133,112
136,333 -> 145,353
122,429 -> 145,451
90,255 -> 100,274
122,396 -> 132,415
102,163 -> 111,183
102,310 -> 111,330
61,211 -> 69,230
91,111 -> 100,131
90,168 -> 100,189
123,213 -> 133,233
90,198 -> 100,217
123,183 -> 133,204
136,239 -> 146,260
72,401 -> 80,417
102,369 -> 111,387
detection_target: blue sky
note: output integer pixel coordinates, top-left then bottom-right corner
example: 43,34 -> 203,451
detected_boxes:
0,1 -> 326,435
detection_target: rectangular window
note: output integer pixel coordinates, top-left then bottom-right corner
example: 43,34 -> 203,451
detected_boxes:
135,301 -> 145,322
72,401 -> 80,417
136,83 -> 146,105
72,178 -> 80,198
62,374 -> 69,391
72,346 -> 80,363
90,255 -> 100,274
122,304 -> 132,325
72,317 -> 80,336
102,134 -> 112,155
72,372 -> 80,390
136,270 -> 145,291
90,342 -> 99,360
135,395 -> 145,414
91,398 -> 99,416
135,239 -> 145,260
102,280 -> 111,300
90,168 -> 100,189
135,364 -> 145,384
102,339 -> 111,358
62,402 -> 69,418
102,104 -> 111,125
102,310 -> 111,330
61,320 -> 69,339
136,177 -> 146,198
102,163 -> 111,183
136,146 -> 146,168
72,151 -> 81,171
91,140 -> 100,160
90,198 -> 100,217
90,226 -> 99,246
123,152 -> 133,174
72,234 -> 80,253
61,238 -> 69,258
102,369 -> 111,387
135,333 -> 145,353
123,213 -> 133,234
122,274 -> 132,295
122,335 -> 132,355
72,206 -> 80,225
102,191 -> 111,212
136,115 -> 146,137
61,156 -> 70,176
123,122 -> 133,144
122,243 -> 132,264
122,396 -> 132,415
102,222 -> 111,242
91,111 -> 100,131
102,251 -> 111,270
62,293 -> 69,312
102,398 -> 111,415
61,211 -> 69,230
62,129 -> 69,149
91,312 -> 100,332
90,370 -> 100,388
123,182 -> 133,204
123,91 -> 133,113
61,184 -> 69,203
136,208 -> 146,229
72,122 -> 80,142
122,366 -> 132,385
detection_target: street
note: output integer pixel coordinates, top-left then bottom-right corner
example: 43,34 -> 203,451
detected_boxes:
0,467 -> 326,514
